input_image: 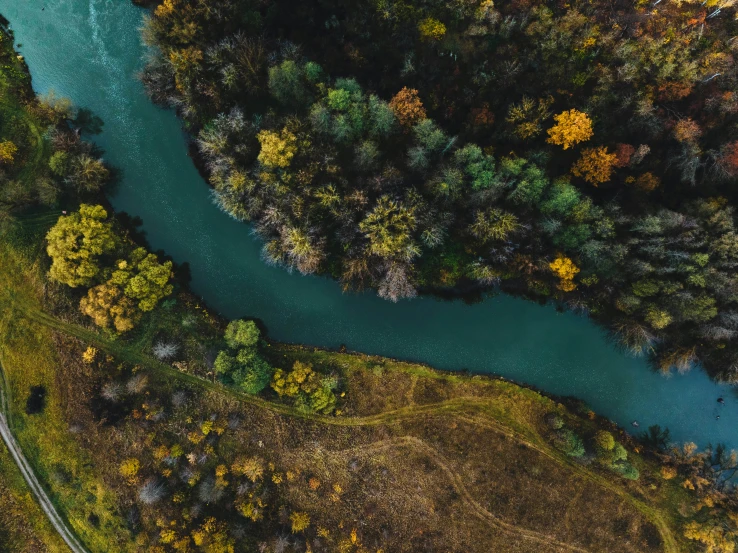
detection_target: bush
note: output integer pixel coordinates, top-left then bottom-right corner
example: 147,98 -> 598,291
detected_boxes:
290,511 -> 310,533
594,430 -> 615,453
138,478 -> 166,504
544,413 -> 564,430
120,458 -> 141,480
612,462 -> 640,480
555,429 -> 585,457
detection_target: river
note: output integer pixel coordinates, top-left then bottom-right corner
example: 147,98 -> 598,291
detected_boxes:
1,0 -> 736,449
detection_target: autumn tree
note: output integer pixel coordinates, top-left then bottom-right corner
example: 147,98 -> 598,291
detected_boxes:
506,96 -> 553,140
549,255 -> 579,291
79,248 -> 172,332
546,109 -> 593,149
571,147 -> 617,185
46,204 -> 118,287
257,128 -> 297,168
109,248 -> 174,312
418,17 -> 446,41
80,283 -> 140,333
271,360 -> 337,413
470,208 -> 518,242
389,87 -> 426,128
0,141 -> 18,165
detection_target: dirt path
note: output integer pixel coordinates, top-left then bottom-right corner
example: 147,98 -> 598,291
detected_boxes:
0,360 -> 86,553
10,299 -> 679,553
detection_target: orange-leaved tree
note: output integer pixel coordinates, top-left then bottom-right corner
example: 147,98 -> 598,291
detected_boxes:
389,87 -> 427,128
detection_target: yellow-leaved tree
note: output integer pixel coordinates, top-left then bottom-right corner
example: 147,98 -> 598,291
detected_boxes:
0,140 -> 18,165
546,109 -> 593,149
549,255 -> 580,291
257,128 -> 297,168
571,146 -> 617,185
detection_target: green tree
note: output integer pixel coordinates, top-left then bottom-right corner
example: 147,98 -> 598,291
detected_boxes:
48,151 -> 71,176
223,320 -> 258,350
110,248 -> 174,312
215,320 -> 273,395
46,204 -> 118,287
268,60 -> 308,105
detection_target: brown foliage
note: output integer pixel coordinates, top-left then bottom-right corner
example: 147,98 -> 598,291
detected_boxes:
389,87 -> 427,128
614,143 -> 635,168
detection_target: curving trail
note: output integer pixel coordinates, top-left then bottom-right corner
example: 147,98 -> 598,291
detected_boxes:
316,435 -> 593,553
6,296 -> 678,553
0,358 -> 87,553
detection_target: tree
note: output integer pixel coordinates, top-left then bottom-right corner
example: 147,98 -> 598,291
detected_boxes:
70,154 -> 110,192
389,87 -> 426,128
546,109 -> 593,149
360,196 -> 418,260
268,60 -> 309,105
215,320 -> 273,395
418,17 -> 446,41
225,319 -> 260,349
271,361 -> 337,413
555,429 -> 585,457
0,141 -> 18,165
49,151 -> 72,176
673,118 -> 702,143
257,128 -> 297,168
46,204 -> 118,287
549,255 -> 579,291
110,248 -> 174,312
571,147 -> 617,185
80,283 -> 140,333
506,96 -> 553,140
640,425 -> 671,450
470,208 -> 518,242
594,430 -> 615,453
290,511 -> 310,533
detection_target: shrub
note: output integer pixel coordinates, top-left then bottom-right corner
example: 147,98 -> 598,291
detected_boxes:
544,413 -> 564,430
555,429 -> 585,457
120,458 -> 141,480
594,430 -> 615,453
612,462 -> 640,480
138,478 -> 166,504
290,511 -> 310,533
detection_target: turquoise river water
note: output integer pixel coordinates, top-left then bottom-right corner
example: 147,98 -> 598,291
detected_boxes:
1,0 -> 737,448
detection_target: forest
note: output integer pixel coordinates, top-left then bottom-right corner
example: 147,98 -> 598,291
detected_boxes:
138,0 -> 738,380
